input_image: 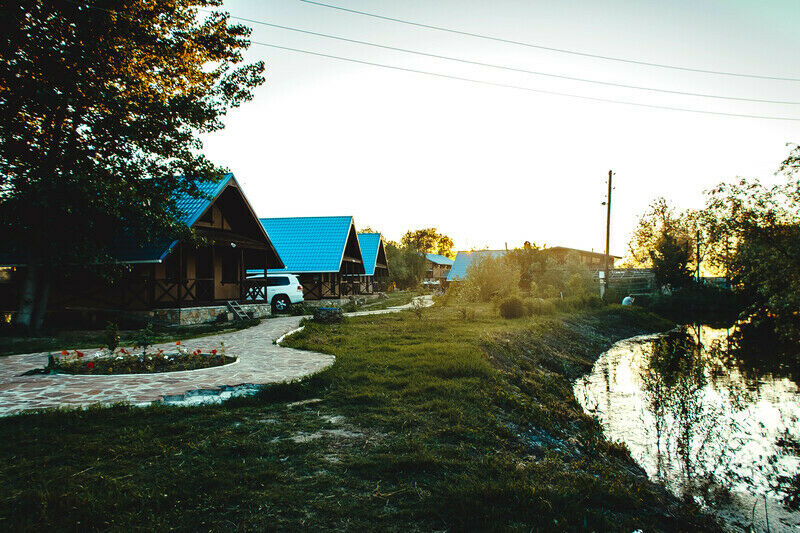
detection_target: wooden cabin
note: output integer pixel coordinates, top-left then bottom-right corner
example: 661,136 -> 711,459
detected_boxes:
354,233 -> 389,294
0,174 -> 284,323
424,253 -> 453,288
257,216 -> 365,300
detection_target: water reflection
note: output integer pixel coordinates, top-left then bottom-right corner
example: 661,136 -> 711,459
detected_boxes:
575,325 -> 800,521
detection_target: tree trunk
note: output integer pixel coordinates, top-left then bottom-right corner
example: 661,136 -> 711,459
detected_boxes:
15,265 -> 39,331
32,270 -> 52,331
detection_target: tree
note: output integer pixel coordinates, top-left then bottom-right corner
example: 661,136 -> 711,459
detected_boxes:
623,198 -> 695,287
702,159 -> 800,342
401,228 -> 455,258
0,0 -> 264,329
384,241 -> 426,290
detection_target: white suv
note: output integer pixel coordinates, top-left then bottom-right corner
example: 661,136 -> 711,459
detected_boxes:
247,273 -> 304,313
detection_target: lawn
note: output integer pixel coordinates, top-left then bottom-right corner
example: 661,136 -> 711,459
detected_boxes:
0,302 -> 716,531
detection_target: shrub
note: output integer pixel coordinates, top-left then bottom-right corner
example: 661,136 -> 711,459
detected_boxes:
103,322 -> 120,351
498,296 -> 525,319
524,297 -> 556,316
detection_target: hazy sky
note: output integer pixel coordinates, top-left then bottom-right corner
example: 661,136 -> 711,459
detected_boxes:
202,0 -> 800,256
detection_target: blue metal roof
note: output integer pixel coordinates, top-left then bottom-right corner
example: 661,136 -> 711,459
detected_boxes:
446,250 -> 507,281
114,175 -> 233,263
260,216 -> 360,273
0,175 -> 236,266
426,253 -> 454,266
358,233 -> 383,276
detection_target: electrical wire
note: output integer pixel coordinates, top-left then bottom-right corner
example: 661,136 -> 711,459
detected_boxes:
250,40 -> 800,121
299,0 -> 800,82
224,13 -> 800,105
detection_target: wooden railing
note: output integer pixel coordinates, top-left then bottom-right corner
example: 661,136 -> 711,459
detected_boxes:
241,278 -> 268,302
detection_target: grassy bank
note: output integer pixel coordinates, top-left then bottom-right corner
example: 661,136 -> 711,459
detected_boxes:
0,304 -> 715,531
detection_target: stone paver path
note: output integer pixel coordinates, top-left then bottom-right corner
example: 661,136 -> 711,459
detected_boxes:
0,296 -> 431,416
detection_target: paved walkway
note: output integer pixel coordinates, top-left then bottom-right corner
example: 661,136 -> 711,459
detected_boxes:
0,296 -> 431,416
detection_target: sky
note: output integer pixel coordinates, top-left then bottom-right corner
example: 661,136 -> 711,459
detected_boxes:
201,0 -> 800,256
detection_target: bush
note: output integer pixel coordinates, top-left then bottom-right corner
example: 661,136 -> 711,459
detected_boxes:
523,297 -> 556,316
103,322 -> 119,351
498,296 -> 525,319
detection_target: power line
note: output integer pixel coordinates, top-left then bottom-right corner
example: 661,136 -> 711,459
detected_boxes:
299,0 -> 800,83
61,2 -> 800,121
250,40 -> 800,122
224,13 -> 800,105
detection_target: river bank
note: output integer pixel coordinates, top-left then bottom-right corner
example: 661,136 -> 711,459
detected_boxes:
0,303 -> 717,530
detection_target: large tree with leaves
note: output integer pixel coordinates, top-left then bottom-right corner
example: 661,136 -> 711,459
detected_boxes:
400,228 -> 455,258
0,0 -> 264,329
622,198 -> 697,287
702,148 -> 800,342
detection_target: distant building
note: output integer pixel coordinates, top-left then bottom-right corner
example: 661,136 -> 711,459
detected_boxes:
544,246 -> 621,269
424,253 -> 454,287
446,250 -> 508,282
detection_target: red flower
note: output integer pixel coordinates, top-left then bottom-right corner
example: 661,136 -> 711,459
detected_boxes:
211,349 -> 217,355
176,341 -> 181,346
61,350 -> 68,356
76,351 -> 84,358
86,362 -> 95,369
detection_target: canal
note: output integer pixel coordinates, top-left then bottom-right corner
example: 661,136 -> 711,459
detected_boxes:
574,324 -> 800,531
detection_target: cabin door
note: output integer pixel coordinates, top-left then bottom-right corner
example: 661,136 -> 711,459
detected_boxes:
196,247 -> 214,302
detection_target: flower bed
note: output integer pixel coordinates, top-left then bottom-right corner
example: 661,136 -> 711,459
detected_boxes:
39,342 -> 234,375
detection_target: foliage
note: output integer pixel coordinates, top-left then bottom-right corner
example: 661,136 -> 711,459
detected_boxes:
384,241 -> 426,290
701,165 -> 800,343
498,296 -> 524,319
622,198 -> 695,287
461,254 -> 520,302
133,323 -> 157,356
400,227 -> 455,258
103,322 -> 120,351
649,231 -> 693,288
503,242 -> 547,291
0,0 -> 265,328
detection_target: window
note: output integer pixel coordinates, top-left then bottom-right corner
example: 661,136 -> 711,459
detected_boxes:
266,276 -> 290,287
221,249 -> 239,284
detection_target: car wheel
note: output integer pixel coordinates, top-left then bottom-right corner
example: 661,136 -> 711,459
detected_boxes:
272,295 -> 291,313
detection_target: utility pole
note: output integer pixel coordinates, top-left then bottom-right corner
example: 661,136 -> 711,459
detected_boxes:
604,170 -> 613,280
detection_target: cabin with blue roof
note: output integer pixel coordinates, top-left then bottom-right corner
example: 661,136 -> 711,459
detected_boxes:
258,216 -> 366,300
424,253 -> 454,287
446,250 -> 508,282
355,233 -> 389,293
0,174 -> 284,323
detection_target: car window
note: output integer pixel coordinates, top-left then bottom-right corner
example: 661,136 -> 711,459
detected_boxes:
266,277 -> 290,286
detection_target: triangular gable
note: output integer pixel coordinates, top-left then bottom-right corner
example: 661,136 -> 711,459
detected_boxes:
446,250 -> 507,281
260,216 -> 365,274
357,233 -> 388,276
116,174 -> 283,267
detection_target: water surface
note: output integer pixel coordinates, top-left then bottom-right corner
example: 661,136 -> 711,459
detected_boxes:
574,325 -> 800,529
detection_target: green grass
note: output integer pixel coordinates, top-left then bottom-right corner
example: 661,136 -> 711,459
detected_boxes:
0,303 -> 717,531
0,318 -> 261,357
